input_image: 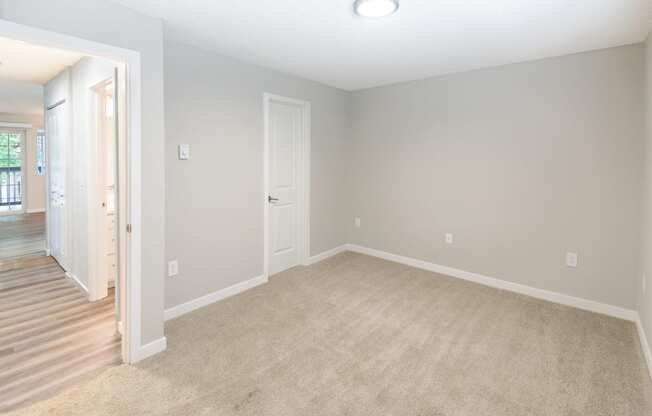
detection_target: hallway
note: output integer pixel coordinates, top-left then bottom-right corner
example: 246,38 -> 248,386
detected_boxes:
0,254 -> 121,412
0,213 -> 46,259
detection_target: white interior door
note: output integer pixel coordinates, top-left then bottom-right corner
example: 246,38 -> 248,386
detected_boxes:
268,100 -> 304,275
47,102 -> 68,265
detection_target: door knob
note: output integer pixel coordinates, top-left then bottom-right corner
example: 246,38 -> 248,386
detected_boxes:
268,195 -> 279,203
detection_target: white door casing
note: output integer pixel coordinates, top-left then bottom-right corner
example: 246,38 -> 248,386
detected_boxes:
89,76 -> 118,302
264,94 -> 310,277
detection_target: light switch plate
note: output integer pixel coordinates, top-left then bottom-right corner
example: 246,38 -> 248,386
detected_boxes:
445,233 -> 453,244
354,217 -> 361,228
168,260 -> 179,277
178,144 -> 190,160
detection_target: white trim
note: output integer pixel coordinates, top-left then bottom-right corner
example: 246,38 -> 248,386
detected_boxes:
133,337 -> 167,362
308,244 -> 348,265
18,127 -> 27,215
164,275 -> 268,321
307,244 -> 652,377
0,19 -> 145,364
26,208 -> 46,214
87,77 -> 114,303
65,271 -> 89,294
636,316 -> 652,380
263,93 -> 311,279
346,244 -> 637,321
0,122 -> 32,129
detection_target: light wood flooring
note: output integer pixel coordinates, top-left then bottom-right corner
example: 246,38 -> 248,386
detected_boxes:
0,254 -> 121,412
0,213 -> 46,259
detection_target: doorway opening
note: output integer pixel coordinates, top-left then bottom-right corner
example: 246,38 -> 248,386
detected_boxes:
0,19 -> 142,411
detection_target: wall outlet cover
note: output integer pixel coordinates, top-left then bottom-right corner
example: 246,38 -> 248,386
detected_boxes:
565,252 -> 578,268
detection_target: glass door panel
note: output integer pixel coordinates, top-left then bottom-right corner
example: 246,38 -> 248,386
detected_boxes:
0,129 -> 24,213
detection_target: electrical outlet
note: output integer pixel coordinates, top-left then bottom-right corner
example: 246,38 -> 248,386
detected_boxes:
565,252 -> 578,268
354,217 -> 361,228
168,260 -> 179,277
445,233 -> 453,244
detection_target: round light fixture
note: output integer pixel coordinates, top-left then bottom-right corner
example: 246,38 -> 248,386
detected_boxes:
354,0 -> 399,18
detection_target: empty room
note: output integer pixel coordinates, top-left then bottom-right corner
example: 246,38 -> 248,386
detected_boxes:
2,0 -> 652,415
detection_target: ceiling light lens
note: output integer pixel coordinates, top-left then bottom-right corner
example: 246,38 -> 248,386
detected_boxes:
355,0 -> 399,18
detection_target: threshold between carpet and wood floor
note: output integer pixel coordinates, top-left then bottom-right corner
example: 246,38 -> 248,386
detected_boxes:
8,251 -> 652,415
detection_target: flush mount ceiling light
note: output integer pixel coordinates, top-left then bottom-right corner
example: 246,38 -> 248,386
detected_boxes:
354,0 -> 399,18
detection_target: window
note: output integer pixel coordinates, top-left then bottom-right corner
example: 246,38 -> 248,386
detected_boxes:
0,129 -> 24,210
36,130 -> 45,176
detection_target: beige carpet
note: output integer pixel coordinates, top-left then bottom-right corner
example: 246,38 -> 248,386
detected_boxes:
8,252 -> 652,415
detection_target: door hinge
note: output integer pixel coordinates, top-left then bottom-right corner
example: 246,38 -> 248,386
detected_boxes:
126,224 -> 132,234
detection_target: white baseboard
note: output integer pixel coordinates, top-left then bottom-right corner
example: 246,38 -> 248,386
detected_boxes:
346,244 -> 637,322
26,208 -> 45,214
164,274 -> 268,321
636,317 -> 652,380
307,244 -> 348,265
65,271 -> 89,294
163,245 -> 347,322
134,337 -> 167,362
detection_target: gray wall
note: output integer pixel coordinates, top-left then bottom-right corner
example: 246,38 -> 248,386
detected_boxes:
349,45 -> 645,310
164,41 -> 350,309
640,34 -> 652,356
0,0 -> 167,345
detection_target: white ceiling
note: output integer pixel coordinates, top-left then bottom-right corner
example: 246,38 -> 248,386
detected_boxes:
0,80 -> 43,115
0,37 -> 84,84
115,0 -> 650,91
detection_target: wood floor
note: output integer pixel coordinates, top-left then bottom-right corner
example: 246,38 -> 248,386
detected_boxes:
0,213 -> 46,259
0,254 -> 122,412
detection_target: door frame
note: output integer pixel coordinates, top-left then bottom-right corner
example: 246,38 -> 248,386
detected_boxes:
263,93 -> 311,279
88,77 -> 116,303
0,19 -> 144,363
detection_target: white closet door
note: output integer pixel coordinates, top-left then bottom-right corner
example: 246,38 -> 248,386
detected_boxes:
268,101 -> 303,275
47,102 -> 68,266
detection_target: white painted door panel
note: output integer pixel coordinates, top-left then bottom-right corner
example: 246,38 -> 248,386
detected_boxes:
47,103 -> 68,266
269,101 -> 302,275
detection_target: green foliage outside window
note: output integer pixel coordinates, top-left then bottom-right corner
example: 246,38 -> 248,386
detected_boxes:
0,132 -> 22,169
